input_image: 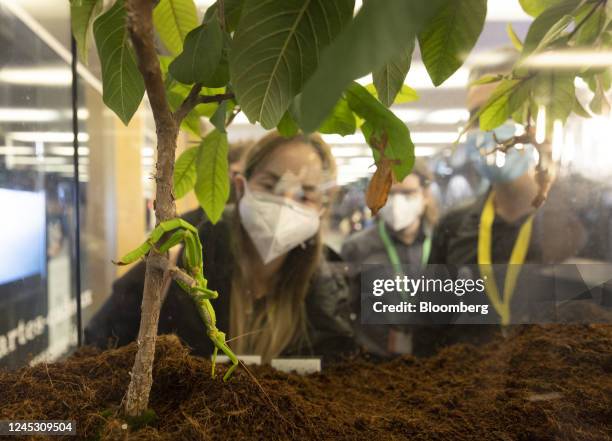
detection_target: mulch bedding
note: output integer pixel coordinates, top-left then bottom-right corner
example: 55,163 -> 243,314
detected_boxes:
0,324 -> 611,440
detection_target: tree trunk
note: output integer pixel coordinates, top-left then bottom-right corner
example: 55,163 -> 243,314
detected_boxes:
123,254 -> 166,416
124,0 -> 180,417
124,124 -> 178,416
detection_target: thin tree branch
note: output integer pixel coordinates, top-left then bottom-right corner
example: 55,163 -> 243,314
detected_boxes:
126,0 -> 176,138
488,132 -> 540,155
174,83 -> 203,123
151,254 -> 199,288
487,129 -> 553,208
198,92 -> 235,104
126,0 -> 178,222
173,88 -> 234,124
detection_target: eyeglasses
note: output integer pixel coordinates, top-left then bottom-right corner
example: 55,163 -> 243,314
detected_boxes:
245,171 -> 335,208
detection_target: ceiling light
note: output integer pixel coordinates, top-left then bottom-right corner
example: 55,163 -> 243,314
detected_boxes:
424,108 -> 470,124
523,50 -> 612,68
415,146 -> 439,157
406,63 -> 469,90
467,50 -> 517,68
48,146 -> 90,156
7,156 -> 68,165
0,66 -> 72,86
392,108 -> 426,123
8,131 -> 89,143
348,157 -> 375,168
411,132 -> 458,143
0,146 -> 35,155
358,63 -> 469,90
0,108 -> 60,122
331,146 -> 371,157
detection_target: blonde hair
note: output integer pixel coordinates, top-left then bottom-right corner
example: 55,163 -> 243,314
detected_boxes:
229,132 -> 335,362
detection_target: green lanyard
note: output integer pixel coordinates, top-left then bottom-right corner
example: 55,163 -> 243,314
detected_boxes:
377,218 -> 431,274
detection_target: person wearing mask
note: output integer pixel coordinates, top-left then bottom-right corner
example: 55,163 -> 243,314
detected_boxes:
341,159 -> 439,357
85,132 -> 355,364
429,54 -> 587,266
417,54 -> 611,354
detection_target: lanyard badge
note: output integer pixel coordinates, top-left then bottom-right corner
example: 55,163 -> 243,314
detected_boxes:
478,192 -> 534,325
378,219 -> 431,274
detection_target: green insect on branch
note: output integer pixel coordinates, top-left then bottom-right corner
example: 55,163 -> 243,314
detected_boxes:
117,219 -> 239,381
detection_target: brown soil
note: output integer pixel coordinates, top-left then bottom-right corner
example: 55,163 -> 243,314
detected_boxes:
1,325 -> 611,441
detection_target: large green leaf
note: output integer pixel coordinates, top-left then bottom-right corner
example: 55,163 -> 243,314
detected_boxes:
299,0 -> 445,133
522,0 -> 580,56
534,72 -> 575,126
519,0 -> 566,17
230,0 -> 355,129
210,100 -> 227,133
530,14 -> 573,55
70,0 -> 102,62
174,147 -> 198,199
203,33 -> 231,88
93,0 -> 145,125
153,0 -> 198,55
345,82 -> 414,181
319,97 -> 356,136
574,3 -> 608,46
373,41 -> 414,107
418,0 -> 487,87
479,79 -> 533,130
195,130 -> 229,224
169,19 -> 224,85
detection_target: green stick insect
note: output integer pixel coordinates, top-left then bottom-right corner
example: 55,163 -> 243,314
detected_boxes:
115,218 -> 239,381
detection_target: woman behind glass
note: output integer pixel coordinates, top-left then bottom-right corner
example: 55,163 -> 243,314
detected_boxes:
85,132 -> 355,363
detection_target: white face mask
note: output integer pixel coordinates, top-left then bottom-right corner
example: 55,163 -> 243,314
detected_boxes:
380,193 -> 424,231
238,184 -> 321,264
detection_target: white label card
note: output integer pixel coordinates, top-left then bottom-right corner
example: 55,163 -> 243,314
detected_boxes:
270,358 -> 321,374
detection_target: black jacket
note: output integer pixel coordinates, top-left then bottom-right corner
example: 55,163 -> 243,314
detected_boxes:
85,209 -> 356,362
429,175 -> 612,265
341,222 -> 429,357
415,179 -> 610,356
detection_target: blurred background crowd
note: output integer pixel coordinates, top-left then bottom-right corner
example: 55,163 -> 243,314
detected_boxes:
1,0 -> 611,368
